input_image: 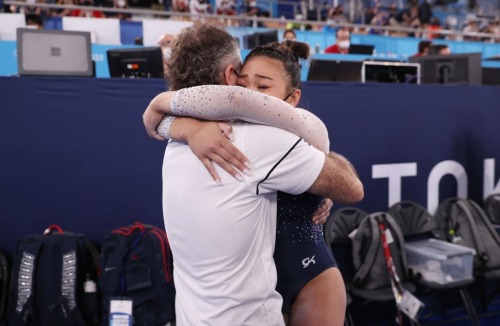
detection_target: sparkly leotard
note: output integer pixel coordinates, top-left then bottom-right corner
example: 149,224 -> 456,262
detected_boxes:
163,85 -> 336,312
275,192 -> 337,313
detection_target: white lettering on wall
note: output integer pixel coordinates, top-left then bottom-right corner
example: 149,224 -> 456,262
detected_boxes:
372,163 -> 417,208
371,159 -> 498,214
483,158 -> 500,199
427,160 -> 468,214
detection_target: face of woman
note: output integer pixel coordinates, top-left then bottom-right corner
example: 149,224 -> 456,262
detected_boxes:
237,56 -> 298,106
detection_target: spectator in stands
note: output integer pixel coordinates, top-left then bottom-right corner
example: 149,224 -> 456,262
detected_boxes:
324,28 -> 350,54
427,17 -> 444,39
23,0 -> 51,18
216,0 -> 236,15
368,9 -> 388,35
157,33 -> 175,72
53,0 -> 74,17
190,0 -> 211,15
245,0 -> 268,27
418,0 -> 433,25
105,0 -> 132,19
412,40 -> 432,57
428,44 -> 451,55
326,5 -> 348,25
71,0 -> 104,17
25,14 -> 43,29
173,0 -> 188,12
283,29 -> 296,41
462,16 -> 480,41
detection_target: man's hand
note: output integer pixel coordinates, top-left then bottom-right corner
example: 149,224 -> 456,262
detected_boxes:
312,198 -> 333,225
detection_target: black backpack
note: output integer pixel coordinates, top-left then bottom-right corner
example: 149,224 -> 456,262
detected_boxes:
351,212 -> 410,293
435,197 -> 500,278
0,250 -> 8,325
7,225 -> 100,326
99,222 -> 175,326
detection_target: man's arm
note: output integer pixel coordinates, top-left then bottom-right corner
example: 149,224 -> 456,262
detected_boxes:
307,151 -> 364,204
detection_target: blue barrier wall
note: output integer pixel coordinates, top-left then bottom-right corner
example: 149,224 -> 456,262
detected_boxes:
1,77 -> 499,258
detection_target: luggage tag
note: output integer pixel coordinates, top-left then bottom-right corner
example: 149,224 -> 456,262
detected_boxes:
109,297 -> 133,326
398,289 -> 424,320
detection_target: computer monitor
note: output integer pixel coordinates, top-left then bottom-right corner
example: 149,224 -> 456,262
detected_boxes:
244,30 -> 279,49
482,67 -> 500,85
17,28 -> 93,77
62,16 -> 121,45
409,52 -> 482,85
349,44 -> 375,55
107,47 -> 164,79
362,61 -> 420,84
0,13 -> 26,41
307,60 -> 362,82
142,19 -> 193,46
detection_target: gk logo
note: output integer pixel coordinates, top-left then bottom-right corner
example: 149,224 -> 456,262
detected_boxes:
302,255 -> 316,268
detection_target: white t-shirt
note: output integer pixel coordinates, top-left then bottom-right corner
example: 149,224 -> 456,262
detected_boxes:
163,122 -> 325,325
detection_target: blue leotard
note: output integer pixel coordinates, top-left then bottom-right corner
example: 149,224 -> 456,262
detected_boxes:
274,191 -> 337,314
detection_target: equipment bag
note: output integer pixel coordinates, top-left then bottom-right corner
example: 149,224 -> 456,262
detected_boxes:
435,197 -> 500,276
99,222 -> 175,325
7,225 -> 100,326
352,212 -> 409,291
484,193 -> 500,225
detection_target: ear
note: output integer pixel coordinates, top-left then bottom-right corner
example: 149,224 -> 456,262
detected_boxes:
224,64 -> 238,86
288,89 -> 302,107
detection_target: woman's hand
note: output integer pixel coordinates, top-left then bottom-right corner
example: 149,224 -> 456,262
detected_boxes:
185,121 -> 251,185
142,92 -> 176,141
143,106 -> 166,141
312,198 -> 333,225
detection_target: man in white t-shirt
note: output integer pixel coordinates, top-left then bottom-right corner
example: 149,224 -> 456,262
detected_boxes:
143,23 -> 363,325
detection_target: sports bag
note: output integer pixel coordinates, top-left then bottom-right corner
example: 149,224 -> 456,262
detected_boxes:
352,212 -> 409,291
99,222 -> 175,325
435,197 -> 500,276
7,225 -> 100,326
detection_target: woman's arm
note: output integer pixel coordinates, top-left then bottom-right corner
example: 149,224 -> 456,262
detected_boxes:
143,85 -> 330,154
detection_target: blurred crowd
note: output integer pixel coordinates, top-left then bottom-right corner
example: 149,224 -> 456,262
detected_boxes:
2,0 -> 500,41
1,0 -> 269,21
321,1 -> 500,41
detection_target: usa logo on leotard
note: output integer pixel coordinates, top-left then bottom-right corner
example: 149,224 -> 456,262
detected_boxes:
302,255 -> 316,268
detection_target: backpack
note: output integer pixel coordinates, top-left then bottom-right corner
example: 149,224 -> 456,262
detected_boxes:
0,250 -> 8,325
434,197 -> 500,277
99,222 -> 175,325
484,193 -> 500,225
7,225 -> 100,326
351,212 -> 410,292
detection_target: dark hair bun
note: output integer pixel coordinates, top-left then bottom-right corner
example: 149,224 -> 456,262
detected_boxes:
279,40 -> 310,61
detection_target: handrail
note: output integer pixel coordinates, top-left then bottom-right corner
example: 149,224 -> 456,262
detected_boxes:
3,0 -> 500,42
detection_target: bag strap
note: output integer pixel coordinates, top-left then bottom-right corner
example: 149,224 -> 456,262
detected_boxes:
434,197 -> 458,240
456,199 -> 488,263
468,199 -> 500,251
148,227 -> 174,283
352,215 -> 380,286
10,241 -> 42,325
383,214 -> 408,278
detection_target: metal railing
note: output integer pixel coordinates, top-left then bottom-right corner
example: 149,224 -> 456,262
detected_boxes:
3,0 -> 500,42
